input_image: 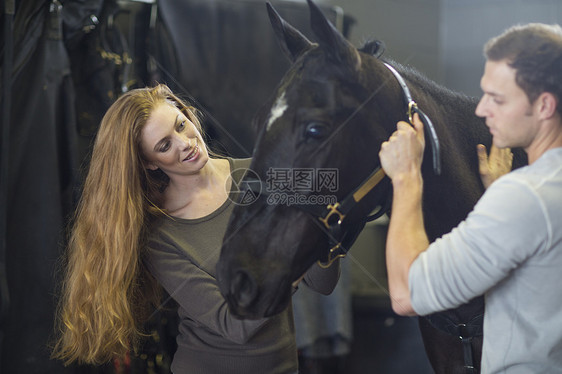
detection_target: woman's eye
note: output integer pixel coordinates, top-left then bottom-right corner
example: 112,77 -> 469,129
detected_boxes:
159,141 -> 171,152
304,122 -> 329,141
178,121 -> 186,131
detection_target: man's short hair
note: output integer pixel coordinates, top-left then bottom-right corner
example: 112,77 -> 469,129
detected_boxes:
484,23 -> 562,116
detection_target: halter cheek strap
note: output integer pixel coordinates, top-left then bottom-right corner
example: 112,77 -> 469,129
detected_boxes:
384,63 -> 441,175
239,63 -> 441,270
314,63 -> 443,266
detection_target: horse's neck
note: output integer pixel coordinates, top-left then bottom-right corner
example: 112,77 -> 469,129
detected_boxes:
403,73 -> 489,239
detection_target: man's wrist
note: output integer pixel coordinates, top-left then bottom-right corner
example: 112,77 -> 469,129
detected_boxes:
391,169 -> 423,191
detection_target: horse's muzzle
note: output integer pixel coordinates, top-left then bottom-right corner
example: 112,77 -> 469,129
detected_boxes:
230,270 -> 258,310
217,267 -> 261,319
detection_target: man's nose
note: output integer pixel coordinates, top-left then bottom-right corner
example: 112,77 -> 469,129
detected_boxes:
475,96 -> 488,118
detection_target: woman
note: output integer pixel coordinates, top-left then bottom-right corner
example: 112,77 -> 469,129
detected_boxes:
52,84 -> 339,373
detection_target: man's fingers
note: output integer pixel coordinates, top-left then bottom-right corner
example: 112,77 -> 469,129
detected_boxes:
396,120 -> 411,131
477,144 -> 491,184
489,143 -> 500,159
488,144 -> 514,166
477,144 -> 488,165
498,146 -> 514,163
411,112 -> 425,145
411,112 -> 423,130
477,143 -> 513,189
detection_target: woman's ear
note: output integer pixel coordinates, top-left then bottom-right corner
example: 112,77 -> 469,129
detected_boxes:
144,161 -> 159,171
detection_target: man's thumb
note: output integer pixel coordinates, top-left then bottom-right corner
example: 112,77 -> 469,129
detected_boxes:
412,112 -> 424,141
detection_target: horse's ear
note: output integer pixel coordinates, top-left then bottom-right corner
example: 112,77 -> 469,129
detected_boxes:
267,2 -> 314,63
307,0 -> 361,73
361,40 -> 386,58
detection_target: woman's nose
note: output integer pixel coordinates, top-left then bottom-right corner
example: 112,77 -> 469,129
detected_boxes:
174,133 -> 191,149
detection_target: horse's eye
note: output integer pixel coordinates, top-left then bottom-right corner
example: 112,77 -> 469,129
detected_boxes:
304,122 -> 329,141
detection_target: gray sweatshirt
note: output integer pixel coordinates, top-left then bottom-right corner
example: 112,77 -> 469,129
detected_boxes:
410,148 -> 562,373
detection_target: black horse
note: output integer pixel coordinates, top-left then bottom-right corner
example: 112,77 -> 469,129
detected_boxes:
217,1 -> 525,373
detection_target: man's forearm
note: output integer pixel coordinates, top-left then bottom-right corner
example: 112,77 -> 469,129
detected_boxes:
386,170 -> 429,316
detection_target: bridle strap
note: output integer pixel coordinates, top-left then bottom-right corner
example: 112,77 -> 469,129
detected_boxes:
243,168 -> 388,268
384,63 -> 441,175
239,62 -> 441,268
383,63 -> 415,109
314,63 -> 442,251
425,313 -> 483,373
352,167 -> 386,203
310,63 -> 442,233
317,166 -> 386,230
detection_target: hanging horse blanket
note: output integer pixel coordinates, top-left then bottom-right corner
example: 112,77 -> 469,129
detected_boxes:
0,1 -> 78,372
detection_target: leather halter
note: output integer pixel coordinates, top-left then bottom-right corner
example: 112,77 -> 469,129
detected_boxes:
244,62 -> 441,268
309,62 -> 442,267
384,63 -> 441,175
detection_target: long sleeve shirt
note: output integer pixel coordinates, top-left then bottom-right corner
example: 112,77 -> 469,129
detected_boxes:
410,147 -> 562,373
146,158 -> 339,374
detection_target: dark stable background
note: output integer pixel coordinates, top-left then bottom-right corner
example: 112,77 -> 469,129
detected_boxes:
0,1 -> 361,373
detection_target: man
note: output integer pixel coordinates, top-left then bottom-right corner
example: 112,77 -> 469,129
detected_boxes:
379,23 -> 562,373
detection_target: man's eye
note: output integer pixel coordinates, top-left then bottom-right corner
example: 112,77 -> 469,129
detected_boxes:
492,97 -> 504,105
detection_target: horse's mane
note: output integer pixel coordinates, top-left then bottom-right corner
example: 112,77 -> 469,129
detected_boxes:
359,40 -> 477,107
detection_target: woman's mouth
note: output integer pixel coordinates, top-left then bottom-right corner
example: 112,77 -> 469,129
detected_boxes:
184,141 -> 200,162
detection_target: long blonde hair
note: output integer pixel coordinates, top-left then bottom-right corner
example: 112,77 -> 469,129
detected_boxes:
52,85 -> 203,365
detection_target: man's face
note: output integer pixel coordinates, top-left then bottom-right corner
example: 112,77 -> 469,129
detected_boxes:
475,60 -> 540,150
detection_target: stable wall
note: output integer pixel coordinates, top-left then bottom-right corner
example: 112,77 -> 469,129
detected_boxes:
317,0 -> 562,302
323,0 -> 562,97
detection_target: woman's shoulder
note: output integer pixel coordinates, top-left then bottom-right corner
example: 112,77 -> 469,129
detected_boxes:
228,158 -> 253,184
231,157 -> 252,169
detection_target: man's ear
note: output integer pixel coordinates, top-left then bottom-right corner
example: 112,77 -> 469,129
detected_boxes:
537,92 -> 558,119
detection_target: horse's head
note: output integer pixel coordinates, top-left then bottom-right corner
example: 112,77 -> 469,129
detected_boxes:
217,0 -> 406,319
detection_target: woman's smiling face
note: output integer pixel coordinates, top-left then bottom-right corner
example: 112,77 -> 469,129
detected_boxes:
140,101 -> 209,177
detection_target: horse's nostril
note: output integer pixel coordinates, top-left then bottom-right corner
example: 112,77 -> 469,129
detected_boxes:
230,270 -> 258,309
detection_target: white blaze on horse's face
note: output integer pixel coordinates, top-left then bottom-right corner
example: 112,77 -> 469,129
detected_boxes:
266,91 -> 288,132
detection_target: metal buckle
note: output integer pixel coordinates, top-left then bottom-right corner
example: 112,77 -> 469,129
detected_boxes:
317,242 -> 347,268
318,203 -> 345,230
407,101 -> 418,123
